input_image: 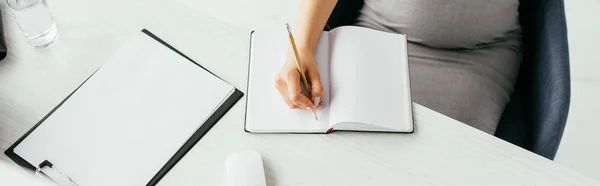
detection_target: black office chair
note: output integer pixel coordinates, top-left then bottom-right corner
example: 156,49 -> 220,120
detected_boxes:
325,0 -> 571,160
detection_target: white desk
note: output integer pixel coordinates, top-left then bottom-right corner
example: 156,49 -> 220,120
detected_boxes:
0,0 -> 597,185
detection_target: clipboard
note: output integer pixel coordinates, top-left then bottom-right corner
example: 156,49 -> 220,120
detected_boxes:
4,29 -> 244,186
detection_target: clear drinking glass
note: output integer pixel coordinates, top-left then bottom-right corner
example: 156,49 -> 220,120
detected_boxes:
7,0 -> 58,48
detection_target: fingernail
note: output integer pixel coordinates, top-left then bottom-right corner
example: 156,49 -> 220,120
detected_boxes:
313,97 -> 321,104
306,107 -> 313,111
313,97 -> 321,108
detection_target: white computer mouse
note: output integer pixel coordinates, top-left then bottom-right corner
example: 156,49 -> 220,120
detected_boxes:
225,151 -> 267,186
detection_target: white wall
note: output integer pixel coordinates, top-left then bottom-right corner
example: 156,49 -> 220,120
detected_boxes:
554,0 -> 600,180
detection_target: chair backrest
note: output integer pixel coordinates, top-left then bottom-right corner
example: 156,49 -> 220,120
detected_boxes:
505,0 -> 571,160
326,0 -> 571,160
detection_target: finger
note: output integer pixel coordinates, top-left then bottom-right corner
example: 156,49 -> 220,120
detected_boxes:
307,67 -> 324,101
286,71 -> 314,109
289,87 -> 314,109
275,75 -> 297,109
275,83 -> 298,109
316,102 -> 325,109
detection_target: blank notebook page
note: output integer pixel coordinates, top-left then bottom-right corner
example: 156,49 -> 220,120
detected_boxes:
328,26 -> 412,132
13,33 -> 234,185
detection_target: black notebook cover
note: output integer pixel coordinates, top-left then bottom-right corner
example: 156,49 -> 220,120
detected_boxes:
4,29 -> 243,186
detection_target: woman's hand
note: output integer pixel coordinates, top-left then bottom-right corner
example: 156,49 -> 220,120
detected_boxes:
275,49 -> 323,111
275,0 -> 336,110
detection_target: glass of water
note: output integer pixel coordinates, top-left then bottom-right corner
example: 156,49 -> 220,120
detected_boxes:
7,0 -> 58,48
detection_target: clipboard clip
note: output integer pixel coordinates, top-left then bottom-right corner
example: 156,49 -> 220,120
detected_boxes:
35,160 -> 79,186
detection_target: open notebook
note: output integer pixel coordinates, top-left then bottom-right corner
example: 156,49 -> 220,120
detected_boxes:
246,26 -> 413,133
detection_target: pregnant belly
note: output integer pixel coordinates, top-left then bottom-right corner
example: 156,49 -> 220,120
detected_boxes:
357,0 -> 521,49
